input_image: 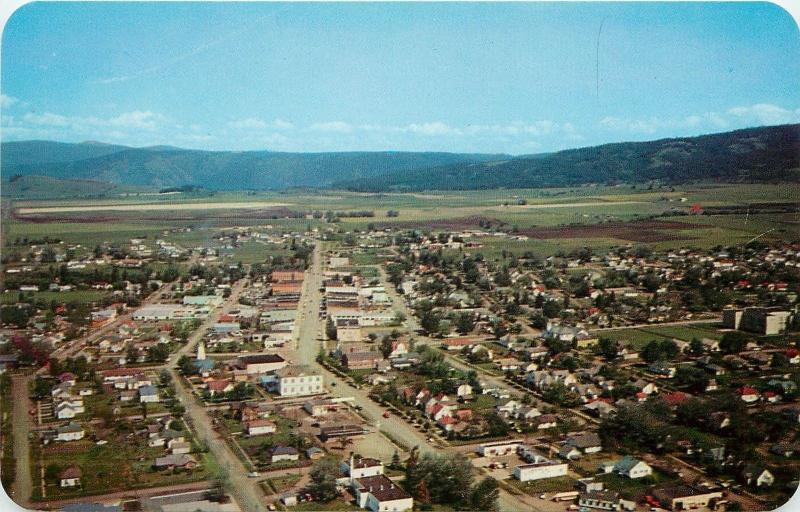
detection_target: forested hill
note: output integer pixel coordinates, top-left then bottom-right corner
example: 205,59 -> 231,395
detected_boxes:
336,124 -> 800,191
3,124 -> 797,191
0,141 -> 504,190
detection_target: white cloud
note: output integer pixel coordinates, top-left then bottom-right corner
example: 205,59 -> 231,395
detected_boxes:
600,103 -> 798,136
1,94 -> 19,109
229,117 -> 267,130
727,103 -> 800,125
309,121 -> 353,133
228,117 -> 295,130
405,121 -> 459,136
108,110 -> 165,130
23,112 -> 71,127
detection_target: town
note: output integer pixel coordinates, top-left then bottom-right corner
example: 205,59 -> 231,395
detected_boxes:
0,212 -> 798,512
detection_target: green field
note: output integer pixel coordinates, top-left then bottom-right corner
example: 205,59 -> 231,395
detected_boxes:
4,183 -> 797,260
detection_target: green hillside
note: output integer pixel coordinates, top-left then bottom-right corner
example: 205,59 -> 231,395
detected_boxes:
337,124 -> 800,191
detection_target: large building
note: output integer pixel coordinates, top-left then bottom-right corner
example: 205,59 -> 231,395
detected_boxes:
651,485 -> 723,511
723,307 -> 792,335
262,365 -> 324,397
182,295 -> 224,307
354,474 -> 413,512
235,354 -> 287,375
513,446 -> 569,482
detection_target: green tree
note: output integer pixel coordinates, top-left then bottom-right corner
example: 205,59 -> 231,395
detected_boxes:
309,457 -> 341,502
469,477 -> 500,512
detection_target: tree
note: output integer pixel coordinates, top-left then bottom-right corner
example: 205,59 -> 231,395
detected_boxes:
469,477 -> 500,512
308,457 -> 340,502
673,367 -> 709,393
454,312 -> 475,335
689,337 -> 705,356
325,317 -> 337,340
380,335 -> 394,358
177,355 -> 195,376
720,331 -> 748,354
411,453 -> 473,506
542,299 -> 562,319
391,450 -> 401,469
597,337 -> 618,360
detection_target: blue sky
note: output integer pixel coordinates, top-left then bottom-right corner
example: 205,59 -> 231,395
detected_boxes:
2,2 -> 799,153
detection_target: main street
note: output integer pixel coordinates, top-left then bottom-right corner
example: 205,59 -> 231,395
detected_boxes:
164,278 -> 268,512
296,245 -> 546,512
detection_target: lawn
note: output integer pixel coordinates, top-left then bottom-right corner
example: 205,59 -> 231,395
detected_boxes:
592,328 -> 670,349
508,475 -> 578,494
1,289 -> 114,306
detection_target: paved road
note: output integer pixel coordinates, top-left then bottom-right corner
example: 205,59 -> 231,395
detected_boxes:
10,374 -> 33,508
165,278 -> 268,512
299,247 -> 542,512
294,244 -> 438,456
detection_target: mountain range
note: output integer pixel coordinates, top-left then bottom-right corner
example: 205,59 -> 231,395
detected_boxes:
2,124 -> 798,193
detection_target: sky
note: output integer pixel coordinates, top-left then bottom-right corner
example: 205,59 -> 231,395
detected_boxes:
1,2 -> 799,154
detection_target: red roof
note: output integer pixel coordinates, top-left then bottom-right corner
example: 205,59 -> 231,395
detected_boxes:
207,379 -> 232,392
738,386 -> 759,396
101,368 -> 144,378
662,391 -> 690,406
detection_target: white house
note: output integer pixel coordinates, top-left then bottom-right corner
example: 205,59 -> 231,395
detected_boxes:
55,423 -> 85,442
138,385 -> 160,403
343,455 -> 384,479
246,419 -> 277,436
59,466 -> 82,487
355,474 -> 414,512
601,457 -> 653,479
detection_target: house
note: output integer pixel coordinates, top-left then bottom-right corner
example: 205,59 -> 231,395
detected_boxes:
738,386 -> 760,403
271,445 -> 300,463
477,440 -> 522,457
441,337 -> 477,351
343,455 -> 384,479
55,401 -> 84,419
266,365 -> 324,397
170,441 -> 192,455
236,353 -> 287,375
600,456 -> 652,479
513,448 -> 569,482
55,422 -> 85,442
342,351 -> 383,370
354,474 -> 413,512
770,443 -> 798,458
138,385 -> 160,403
206,379 -> 234,396
741,465 -> 774,487
456,383 -> 473,398
578,490 -> 635,511
154,454 -> 198,470
59,465 -> 82,487
535,414 -> 558,430
306,447 -> 325,460
559,445 -> 583,460
565,433 -> 602,454
651,485 -> 723,511
246,419 -> 277,436
320,424 -> 367,441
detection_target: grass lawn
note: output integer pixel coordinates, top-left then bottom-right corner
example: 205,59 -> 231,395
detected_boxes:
286,498 -> 361,511
508,475 -> 578,494
261,474 -> 302,495
596,470 -> 676,499
1,289 -> 113,305
592,328 -> 670,349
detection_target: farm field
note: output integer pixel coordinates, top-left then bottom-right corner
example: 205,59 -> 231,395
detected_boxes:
3,183 -> 798,262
